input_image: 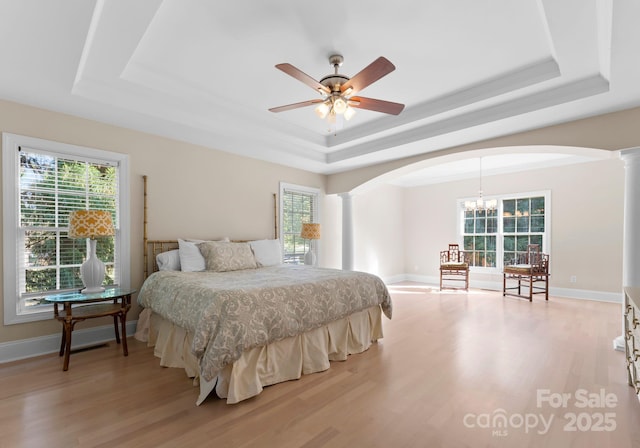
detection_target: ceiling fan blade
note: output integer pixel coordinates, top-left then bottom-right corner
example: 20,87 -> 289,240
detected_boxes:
275,63 -> 331,95
341,57 -> 396,95
349,96 -> 405,115
269,99 -> 324,113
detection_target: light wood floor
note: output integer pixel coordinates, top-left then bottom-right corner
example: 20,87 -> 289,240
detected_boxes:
2,285 -> 640,448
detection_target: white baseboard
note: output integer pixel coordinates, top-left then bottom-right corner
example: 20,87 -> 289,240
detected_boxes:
0,320 -> 137,364
380,274 -> 410,285
386,274 -> 623,303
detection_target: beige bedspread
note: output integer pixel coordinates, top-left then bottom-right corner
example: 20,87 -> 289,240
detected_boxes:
137,265 -> 392,382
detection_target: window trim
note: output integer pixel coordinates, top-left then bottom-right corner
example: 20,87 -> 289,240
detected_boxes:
3,133 -> 130,325
457,190 -> 551,274
279,182 -> 321,265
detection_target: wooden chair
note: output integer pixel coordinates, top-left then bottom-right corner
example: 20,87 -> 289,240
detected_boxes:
440,244 -> 469,290
503,244 -> 550,301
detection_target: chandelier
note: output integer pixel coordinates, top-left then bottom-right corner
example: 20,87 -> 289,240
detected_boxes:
465,157 -> 497,212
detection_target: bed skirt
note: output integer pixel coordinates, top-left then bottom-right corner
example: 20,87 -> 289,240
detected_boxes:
134,305 -> 384,404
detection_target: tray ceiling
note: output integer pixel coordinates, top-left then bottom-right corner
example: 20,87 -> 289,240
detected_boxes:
0,0 -> 638,174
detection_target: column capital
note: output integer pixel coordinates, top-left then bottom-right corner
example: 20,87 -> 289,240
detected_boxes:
620,147 -> 640,163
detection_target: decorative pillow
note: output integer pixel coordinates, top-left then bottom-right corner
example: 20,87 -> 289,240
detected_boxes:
178,239 -> 206,272
156,249 -> 181,271
249,239 -> 282,267
198,241 -> 257,272
178,237 -> 230,272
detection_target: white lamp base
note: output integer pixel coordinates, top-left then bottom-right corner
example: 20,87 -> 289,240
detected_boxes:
304,250 -> 316,266
80,239 -> 106,294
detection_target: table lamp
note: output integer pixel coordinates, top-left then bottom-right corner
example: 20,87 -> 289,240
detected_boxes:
68,210 -> 115,293
300,223 -> 321,265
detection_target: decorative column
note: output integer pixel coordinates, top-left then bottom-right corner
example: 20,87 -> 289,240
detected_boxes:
339,192 -> 354,270
614,148 -> 640,351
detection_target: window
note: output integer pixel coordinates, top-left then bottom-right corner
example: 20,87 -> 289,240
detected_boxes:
459,191 -> 549,270
463,207 -> 498,267
279,182 -> 320,264
3,134 -> 130,324
502,196 -> 545,265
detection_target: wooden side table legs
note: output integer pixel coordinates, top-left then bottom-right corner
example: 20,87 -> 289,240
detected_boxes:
120,311 -> 128,356
53,298 -> 131,371
46,289 -> 135,371
55,303 -> 74,371
113,314 -> 121,344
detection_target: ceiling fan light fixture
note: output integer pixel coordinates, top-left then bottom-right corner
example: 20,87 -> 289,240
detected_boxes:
315,102 -> 330,119
270,54 -> 404,125
344,106 -> 356,121
333,97 -> 347,114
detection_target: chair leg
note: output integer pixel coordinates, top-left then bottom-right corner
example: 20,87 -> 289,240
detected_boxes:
503,274 -> 506,296
545,276 -> 549,301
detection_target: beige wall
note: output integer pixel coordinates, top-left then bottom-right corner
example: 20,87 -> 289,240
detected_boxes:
352,184 -> 405,280
402,159 -> 625,293
0,100 -> 329,344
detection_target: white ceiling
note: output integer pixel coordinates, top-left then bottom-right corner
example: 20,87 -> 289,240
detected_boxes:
0,0 -> 638,177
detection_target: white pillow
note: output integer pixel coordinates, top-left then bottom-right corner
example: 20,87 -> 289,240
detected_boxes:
178,239 -> 206,272
156,249 -> 181,271
249,239 -> 282,267
178,237 -> 230,272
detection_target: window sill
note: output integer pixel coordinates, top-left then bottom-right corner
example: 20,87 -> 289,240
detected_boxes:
5,310 -> 53,325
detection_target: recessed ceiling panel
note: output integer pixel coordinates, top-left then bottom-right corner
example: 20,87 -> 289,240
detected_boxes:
125,0 -> 553,136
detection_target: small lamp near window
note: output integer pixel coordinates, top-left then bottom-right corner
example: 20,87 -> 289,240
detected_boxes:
68,210 -> 115,293
300,223 -> 321,266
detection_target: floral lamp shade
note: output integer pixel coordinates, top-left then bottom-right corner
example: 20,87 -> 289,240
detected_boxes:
300,223 -> 320,266
300,223 -> 321,240
68,210 -> 114,239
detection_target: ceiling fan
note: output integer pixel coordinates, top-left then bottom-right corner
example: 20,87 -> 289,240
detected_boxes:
269,54 -> 404,123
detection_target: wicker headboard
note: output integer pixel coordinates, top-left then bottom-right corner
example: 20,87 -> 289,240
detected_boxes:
144,240 -> 179,279
142,175 -> 278,279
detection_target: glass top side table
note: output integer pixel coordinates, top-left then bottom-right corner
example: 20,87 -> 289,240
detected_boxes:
44,288 -> 137,371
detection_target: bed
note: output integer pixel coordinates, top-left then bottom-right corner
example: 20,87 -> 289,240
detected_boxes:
134,177 -> 392,405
